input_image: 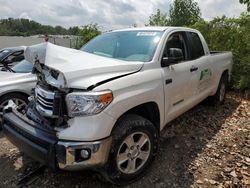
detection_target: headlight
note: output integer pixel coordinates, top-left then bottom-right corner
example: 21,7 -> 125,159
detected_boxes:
66,91 -> 113,117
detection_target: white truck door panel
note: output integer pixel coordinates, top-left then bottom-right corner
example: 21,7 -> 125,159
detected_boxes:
163,60 -> 199,122
161,31 -> 199,123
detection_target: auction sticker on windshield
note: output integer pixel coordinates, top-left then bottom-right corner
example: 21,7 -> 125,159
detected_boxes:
136,32 -> 157,36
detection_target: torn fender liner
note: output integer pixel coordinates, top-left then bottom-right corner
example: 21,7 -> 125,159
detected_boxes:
25,42 -> 144,89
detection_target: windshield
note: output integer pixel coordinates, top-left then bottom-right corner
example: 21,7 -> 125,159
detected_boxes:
0,49 -> 10,61
12,60 -> 33,73
81,31 -> 163,62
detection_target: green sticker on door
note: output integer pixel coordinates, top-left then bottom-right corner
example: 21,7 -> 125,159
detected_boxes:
198,69 -> 212,92
200,69 -> 212,81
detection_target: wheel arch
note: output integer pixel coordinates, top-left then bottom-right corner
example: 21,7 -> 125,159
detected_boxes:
0,91 -> 30,101
221,69 -> 230,88
222,69 -> 229,81
111,102 -> 160,134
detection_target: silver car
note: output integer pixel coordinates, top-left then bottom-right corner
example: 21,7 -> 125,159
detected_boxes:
0,59 -> 36,124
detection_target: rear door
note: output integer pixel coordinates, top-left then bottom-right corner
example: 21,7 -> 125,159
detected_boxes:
186,32 -> 212,100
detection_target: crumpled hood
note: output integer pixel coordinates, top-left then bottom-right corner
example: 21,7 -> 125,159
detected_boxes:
24,42 -> 144,89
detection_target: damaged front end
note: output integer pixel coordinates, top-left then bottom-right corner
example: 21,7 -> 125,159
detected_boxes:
2,42 -> 145,170
2,61 -> 113,170
2,43 -> 116,170
21,42 -> 70,127
31,62 -> 114,128
2,100 -> 112,170
31,63 -> 69,128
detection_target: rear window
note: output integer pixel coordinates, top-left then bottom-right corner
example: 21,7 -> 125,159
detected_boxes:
188,32 -> 204,59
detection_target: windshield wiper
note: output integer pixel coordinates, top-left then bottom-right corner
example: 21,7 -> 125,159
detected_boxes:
1,63 -> 16,73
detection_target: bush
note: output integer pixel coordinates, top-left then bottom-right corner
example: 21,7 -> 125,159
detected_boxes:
190,13 -> 250,91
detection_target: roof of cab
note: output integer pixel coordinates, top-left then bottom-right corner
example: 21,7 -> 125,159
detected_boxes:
113,26 -> 169,32
112,26 -> 198,33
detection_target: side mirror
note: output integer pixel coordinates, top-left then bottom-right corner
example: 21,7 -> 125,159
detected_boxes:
161,48 -> 184,67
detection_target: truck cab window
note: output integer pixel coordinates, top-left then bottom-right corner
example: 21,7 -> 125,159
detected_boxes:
163,33 -> 188,61
187,32 -> 205,59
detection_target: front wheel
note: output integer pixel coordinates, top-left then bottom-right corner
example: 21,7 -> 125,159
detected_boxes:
0,93 -> 29,127
102,114 -> 159,185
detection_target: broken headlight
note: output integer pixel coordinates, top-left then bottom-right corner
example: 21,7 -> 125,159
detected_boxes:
43,68 -> 66,89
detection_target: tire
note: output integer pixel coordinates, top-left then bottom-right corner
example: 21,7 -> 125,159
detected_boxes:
0,93 -> 29,129
206,74 -> 228,106
101,114 -> 159,185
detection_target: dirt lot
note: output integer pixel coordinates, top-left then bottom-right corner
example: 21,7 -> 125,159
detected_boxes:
0,92 -> 249,188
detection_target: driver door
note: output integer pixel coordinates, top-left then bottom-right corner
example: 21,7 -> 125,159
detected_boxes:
162,32 -> 198,123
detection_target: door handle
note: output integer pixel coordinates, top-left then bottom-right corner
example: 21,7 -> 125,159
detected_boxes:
190,66 -> 198,72
165,78 -> 172,85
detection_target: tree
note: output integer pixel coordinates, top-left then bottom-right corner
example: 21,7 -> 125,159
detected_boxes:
190,13 -> 250,90
169,0 -> 202,26
55,26 -> 68,35
148,9 -> 169,26
78,23 -> 101,47
240,0 -> 250,11
68,26 -> 80,35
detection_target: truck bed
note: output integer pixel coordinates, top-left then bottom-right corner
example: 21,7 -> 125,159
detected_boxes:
210,51 -> 231,55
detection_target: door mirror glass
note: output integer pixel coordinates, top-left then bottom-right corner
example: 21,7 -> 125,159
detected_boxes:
161,48 -> 184,67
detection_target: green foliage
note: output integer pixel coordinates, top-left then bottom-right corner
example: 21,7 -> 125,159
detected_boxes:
148,0 -> 201,27
68,26 -> 81,35
148,9 -> 169,26
0,18 -> 79,36
190,13 -> 250,90
77,23 -> 101,48
240,0 -> 250,11
169,0 -> 202,26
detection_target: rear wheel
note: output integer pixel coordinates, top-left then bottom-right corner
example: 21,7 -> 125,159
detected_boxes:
102,114 -> 159,185
0,93 -> 29,127
207,74 -> 228,105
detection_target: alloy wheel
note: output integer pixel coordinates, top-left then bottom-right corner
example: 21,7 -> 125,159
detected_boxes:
116,132 -> 151,174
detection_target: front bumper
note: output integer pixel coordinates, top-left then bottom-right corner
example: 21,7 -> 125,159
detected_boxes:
3,107 -> 112,170
57,137 -> 112,170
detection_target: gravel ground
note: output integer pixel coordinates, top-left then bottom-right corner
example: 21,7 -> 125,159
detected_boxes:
0,92 -> 249,188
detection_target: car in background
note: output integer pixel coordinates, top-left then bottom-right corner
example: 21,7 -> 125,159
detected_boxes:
0,49 -> 36,125
0,46 -> 26,71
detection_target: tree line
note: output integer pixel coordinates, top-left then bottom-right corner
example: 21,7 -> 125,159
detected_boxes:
0,18 -> 72,36
0,18 -> 100,50
0,18 -> 100,40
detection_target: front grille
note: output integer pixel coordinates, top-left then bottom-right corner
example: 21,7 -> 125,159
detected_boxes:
37,94 -> 54,110
35,86 -> 55,117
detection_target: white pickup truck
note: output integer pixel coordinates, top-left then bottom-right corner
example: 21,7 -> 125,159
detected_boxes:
3,27 -> 232,185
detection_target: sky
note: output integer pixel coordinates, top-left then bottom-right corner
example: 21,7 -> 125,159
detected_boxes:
0,0 -> 247,30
